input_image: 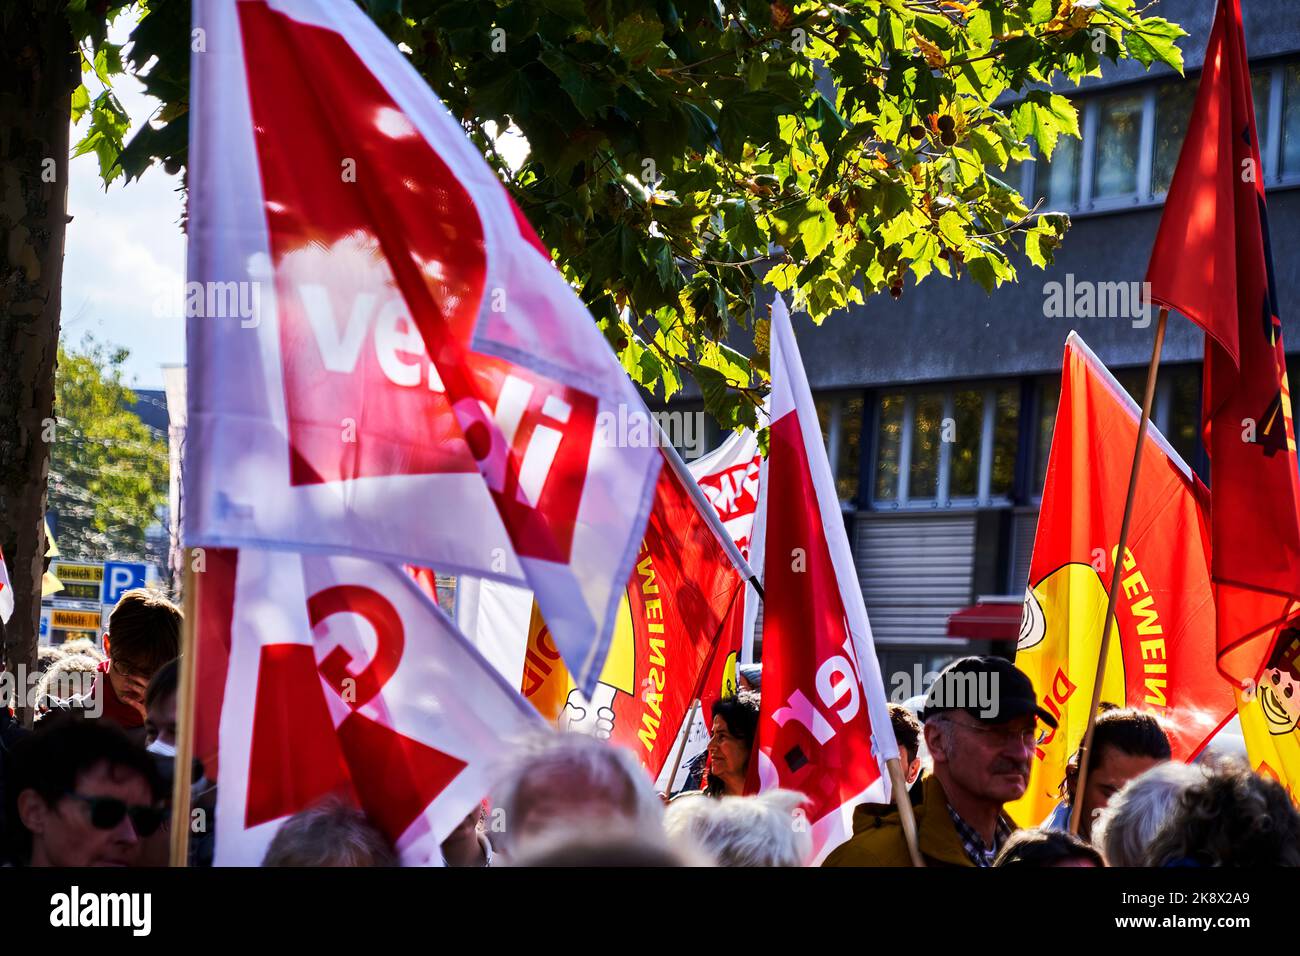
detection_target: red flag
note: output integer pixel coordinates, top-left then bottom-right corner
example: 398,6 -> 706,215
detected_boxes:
1146,0 -> 1300,688
1010,334 -> 1236,825
755,297 -> 897,863
519,453 -> 748,780
404,565 -> 439,605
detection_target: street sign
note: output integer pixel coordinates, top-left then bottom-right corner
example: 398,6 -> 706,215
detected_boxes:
51,561 -> 103,585
45,598 -> 100,613
50,608 -> 103,632
39,609 -> 50,643
56,579 -> 101,601
102,561 -> 148,606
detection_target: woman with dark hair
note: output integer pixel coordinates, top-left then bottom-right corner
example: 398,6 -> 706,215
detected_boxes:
993,828 -> 1104,868
702,691 -> 760,797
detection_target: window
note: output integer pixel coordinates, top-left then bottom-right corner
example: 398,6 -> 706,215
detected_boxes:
837,396 -> 864,502
1283,63 -> 1300,178
909,392 -> 943,499
814,393 -> 865,504
1092,93 -> 1145,200
1034,380 -> 1060,496
1036,135 -> 1080,209
1113,367 -> 1146,406
949,390 -> 984,498
1023,57 -> 1300,214
991,386 -> 1020,497
1254,69 -> 1274,178
872,385 -> 1021,508
1165,366 -> 1201,467
1032,364 -> 1204,499
1152,81 -> 1197,195
875,393 -> 904,502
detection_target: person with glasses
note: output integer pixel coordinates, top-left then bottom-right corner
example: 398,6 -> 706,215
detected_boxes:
824,656 -> 1057,868
78,588 -> 182,745
6,715 -> 165,867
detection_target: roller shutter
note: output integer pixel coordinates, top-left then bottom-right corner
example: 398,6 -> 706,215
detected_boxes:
855,512 -> 976,643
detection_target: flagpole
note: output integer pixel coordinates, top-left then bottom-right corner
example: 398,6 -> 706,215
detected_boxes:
662,697 -> 701,797
886,756 -> 924,867
1068,307 -> 1169,836
169,550 -> 199,866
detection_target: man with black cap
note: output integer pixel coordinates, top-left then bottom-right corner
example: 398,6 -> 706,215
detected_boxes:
823,656 -> 1056,867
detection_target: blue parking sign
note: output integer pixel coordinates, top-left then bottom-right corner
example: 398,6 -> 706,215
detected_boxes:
102,562 -> 148,606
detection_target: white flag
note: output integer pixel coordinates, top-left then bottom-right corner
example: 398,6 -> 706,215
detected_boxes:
211,548 -> 545,866
185,0 -> 661,695
0,547 -> 14,625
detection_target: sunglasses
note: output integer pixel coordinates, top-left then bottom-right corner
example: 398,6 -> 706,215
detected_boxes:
66,794 -> 166,837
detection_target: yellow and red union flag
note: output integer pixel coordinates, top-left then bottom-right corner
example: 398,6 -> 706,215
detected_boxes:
1145,0 -> 1300,800
519,459 -> 746,778
1010,334 -> 1236,827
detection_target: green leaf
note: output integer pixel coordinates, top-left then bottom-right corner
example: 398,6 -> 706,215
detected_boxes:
799,206 -> 836,259
808,92 -> 849,148
720,199 -> 767,252
1122,17 -> 1186,73
967,254 -> 998,292
70,84 -> 91,124
880,210 -> 918,248
612,12 -> 664,63
1011,90 -> 1080,159
541,51 -> 616,119
718,92 -> 791,159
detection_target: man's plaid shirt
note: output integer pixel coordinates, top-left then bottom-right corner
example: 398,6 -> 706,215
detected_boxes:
946,804 -> 1013,868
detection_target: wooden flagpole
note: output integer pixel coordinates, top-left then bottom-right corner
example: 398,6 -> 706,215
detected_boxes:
887,756 -> 924,867
1068,307 -> 1169,836
662,697 -> 701,796
169,550 -> 199,866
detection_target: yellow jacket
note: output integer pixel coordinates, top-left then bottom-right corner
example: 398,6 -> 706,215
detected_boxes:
822,774 -> 1017,867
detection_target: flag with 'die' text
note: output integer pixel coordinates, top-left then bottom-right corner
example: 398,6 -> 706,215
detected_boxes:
1011,333 -> 1235,828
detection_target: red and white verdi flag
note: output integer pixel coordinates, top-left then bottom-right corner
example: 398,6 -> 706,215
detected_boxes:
185,0 -> 660,695
205,548 -> 544,866
692,428 -> 763,563
756,297 -> 897,864
0,547 -> 14,625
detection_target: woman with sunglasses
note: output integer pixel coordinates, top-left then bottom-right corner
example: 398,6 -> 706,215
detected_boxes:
6,715 -> 165,867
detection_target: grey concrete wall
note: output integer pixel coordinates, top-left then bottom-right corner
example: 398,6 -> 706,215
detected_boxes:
792,187 -> 1300,389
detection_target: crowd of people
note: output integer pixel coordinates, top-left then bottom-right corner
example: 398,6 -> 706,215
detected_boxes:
1,588 -> 1297,867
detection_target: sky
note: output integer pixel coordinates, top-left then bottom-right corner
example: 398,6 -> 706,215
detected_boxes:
58,15 -> 537,393
61,18 -> 186,392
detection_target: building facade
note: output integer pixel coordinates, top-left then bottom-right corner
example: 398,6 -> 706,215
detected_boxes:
779,0 -> 1300,682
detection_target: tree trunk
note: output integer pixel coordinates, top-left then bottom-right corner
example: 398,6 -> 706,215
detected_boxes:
0,2 -> 78,725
